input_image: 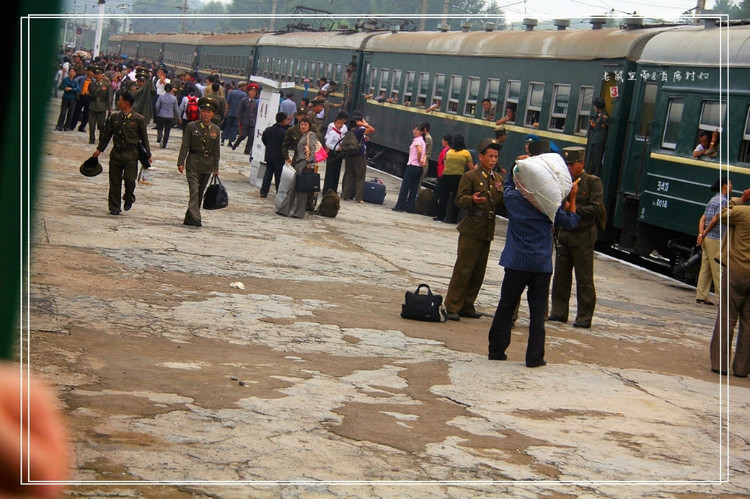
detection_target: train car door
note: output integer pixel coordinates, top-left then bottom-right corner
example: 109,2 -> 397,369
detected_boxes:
613,79 -> 659,250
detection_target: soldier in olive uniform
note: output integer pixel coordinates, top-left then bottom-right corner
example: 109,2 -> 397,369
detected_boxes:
548,146 -> 605,328
93,92 -> 151,215
87,65 -> 112,145
178,97 -> 221,227
281,106 -> 309,163
444,138 -> 505,321
306,97 -> 326,143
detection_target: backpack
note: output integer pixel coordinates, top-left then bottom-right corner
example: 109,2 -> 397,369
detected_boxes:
338,129 -> 362,157
315,189 -> 340,218
185,95 -> 199,121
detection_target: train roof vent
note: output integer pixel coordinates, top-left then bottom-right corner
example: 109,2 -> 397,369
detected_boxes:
624,17 -> 644,29
484,22 -> 496,31
390,25 -> 400,34
703,16 -> 719,29
554,19 -> 570,30
589,16 -> 607,29
523,18 -> 538,31
461,20 -> 472,32
436,23 -> 450,32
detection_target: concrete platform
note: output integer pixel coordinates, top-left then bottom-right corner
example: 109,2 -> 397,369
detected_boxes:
26,100 -> 750,498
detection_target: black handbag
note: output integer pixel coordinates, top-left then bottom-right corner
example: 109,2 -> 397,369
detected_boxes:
295,168 -> 321,193
138,141 -> 151,169
401,284 -> 445,322
202,173 -> 228,210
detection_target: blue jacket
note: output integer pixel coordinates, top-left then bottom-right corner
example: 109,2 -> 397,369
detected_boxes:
499,173 -> 579,273
58,76 -> 80,100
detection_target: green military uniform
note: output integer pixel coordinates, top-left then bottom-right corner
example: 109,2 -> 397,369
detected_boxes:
177,97 -> 221,226
550,147 -> 604,327
88,65 -> 112,144
444,141 -> 505,317
281,122 -> 303,164
307,98 -> 325,143
97,108 -> 150,215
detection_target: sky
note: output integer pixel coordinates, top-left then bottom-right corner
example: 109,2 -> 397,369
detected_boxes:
193,0 -> 710,22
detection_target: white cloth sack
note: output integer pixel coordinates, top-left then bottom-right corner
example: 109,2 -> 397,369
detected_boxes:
274,163 -> 297,212
513,152 -> 573,222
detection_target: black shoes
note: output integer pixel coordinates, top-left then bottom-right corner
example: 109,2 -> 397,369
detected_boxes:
527,360 -> 547,368
444,312 -> 460,321
109,209 -> 120,215
573,321 -> 591,329
696,299 -> 715,305
183,218 -> 202,227
124,196 -> 134,211
458,311 -> 483,319
547,315 -> 567,323
488,353 -> 507,361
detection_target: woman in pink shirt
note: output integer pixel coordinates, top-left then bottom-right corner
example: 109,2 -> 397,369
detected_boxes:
392,124 -> 427,212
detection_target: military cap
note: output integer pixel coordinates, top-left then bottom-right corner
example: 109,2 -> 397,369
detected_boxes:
91,64 -> 104,74
79,156 -> 102,177
525,133 -> 541,143
311,96 -> 326,106
562,146 -> 586,163
247,82 -> 260,91
477,138 -> 502,155
296,105 -> 308,115
198,97 -> 216,112
528,140 -> 550,156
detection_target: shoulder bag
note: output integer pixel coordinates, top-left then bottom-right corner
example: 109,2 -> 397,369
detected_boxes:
202,173 -> 228,210
401,284 -> 446,322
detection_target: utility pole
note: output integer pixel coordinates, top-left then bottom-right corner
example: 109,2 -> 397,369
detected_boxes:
270,0 -> 277,31
94,0 -> 106,58
181,0 -> 187,33
420,0 -> 428,31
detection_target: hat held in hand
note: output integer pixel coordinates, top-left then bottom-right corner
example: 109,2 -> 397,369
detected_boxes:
80,156 -> 102,177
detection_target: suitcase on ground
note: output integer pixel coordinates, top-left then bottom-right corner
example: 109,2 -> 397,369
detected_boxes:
363,180 -> 386,204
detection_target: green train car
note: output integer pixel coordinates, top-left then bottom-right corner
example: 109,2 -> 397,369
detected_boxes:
106,20 -> 750,281
617,24 -> 750,275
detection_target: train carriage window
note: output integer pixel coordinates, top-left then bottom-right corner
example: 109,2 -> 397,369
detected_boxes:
302,61 -> 309,80
294,60 -> 300,83
699,100 -> 726,132
391,69 -> 402,102
369,67 -> 378,96
525,82 -> 544,127
379,69 -> 391,97
448,75 -> 462,114
417,72 -> 429,107
485,78 -> 500,105
464,77 -> 479,116
503,80 -> 520,124
326,62 -> 333,80
317,61 -> 324,82
661,98 -> 684,150
335,63 -> 342,85
404,71 -> 415,105
575,86 -> 593,135
432,74 -> 446,110
740,107 -> 750,163
549,84 -> 570,131
637,82 -> 658,138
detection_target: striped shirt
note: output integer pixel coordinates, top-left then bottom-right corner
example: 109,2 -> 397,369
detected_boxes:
704,193 -> 728,240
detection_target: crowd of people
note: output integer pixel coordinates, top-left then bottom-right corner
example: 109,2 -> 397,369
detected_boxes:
58,48 -> 748,377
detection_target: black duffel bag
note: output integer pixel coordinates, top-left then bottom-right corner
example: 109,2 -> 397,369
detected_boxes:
295,167 -> 320,193
203,173 -> 228,210
401,284 -> 445,322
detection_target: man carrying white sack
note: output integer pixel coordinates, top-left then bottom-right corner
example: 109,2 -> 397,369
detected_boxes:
549,146 -> 605,329
488,151 -> 580,368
